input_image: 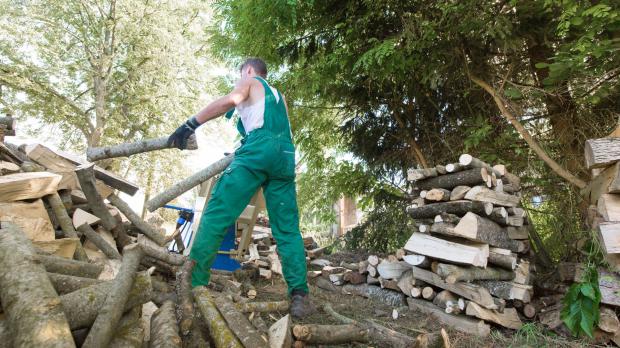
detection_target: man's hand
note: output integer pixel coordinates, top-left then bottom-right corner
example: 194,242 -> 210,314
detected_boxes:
168,116 -> 200,150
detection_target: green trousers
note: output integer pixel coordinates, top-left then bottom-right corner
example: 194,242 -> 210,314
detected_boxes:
189,130 -> 308,294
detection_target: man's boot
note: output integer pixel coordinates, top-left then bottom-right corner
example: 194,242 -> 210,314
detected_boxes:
290,289 -> 316,319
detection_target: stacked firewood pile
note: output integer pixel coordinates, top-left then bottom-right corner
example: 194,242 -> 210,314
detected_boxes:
310,154 -> 534,337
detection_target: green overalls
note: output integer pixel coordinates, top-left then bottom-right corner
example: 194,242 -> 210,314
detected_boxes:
189,77 -> 309,295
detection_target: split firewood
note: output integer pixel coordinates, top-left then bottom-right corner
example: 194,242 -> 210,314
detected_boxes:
0,160 -> 20,174
407,168 -> 438,181
413,168 -> 489,190
367,265 -> 378,277
464,186 -> 520,207
476,280 -> 533,303
407,298 -> 490,337
82,244 -> 145,348
434,212 -> 460,225
425,188 -> 451,202
506,226 -> 529,239
259,268 -> 272,279
137,235 -> 186,265
75,164 -> 131,247
108,194 -> 167,245
44,192 -> 88,260
395,248 -> 406,260
585,137 -> 620,169
514,261 -> 532,285
0,199 -> 55,242
269,314 -> 292,348
377,259 -> 410,279
86,135 -> 198,162
599,193 -> 620,221
36,254 -> 103,278
193,287 -> 244,348
433,290 -> 458,309
379,277 -> 400,291
433,262 -> 515,284
77,223 -> 122,260
322,266 -> 347,277
147,154 -> 234,211
306,246 -> 326,258
176,259 -> 195,336
0,171 -> 61,202
339,261 -> 359,270
402,254 -> 430,268
407,200 -> 493,219
358,260 -> 369,274
0,222 -> 74,347
366,275 -> 380,285
488,207 -> 508,225
449,185 -> 471,201
396,270 -> 415,295
429,222 -> 458,237
343,271 -> 366,284
445,163 -> 463,173
453,212 -> 525,252
237,301 -> 289,313
404,233 -> 489,267
422,287 -> 436,300
465,302 -> 523,330
488,247 -> 518,270
47,272 -> 103,295
598,306 -> 620,334
149,300 -> 182,348
293,324 -> 369,344
342,284 -> 406,307
213,296 -> 267,348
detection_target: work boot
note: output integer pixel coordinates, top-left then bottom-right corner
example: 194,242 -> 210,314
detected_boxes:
290,289 -> 316,319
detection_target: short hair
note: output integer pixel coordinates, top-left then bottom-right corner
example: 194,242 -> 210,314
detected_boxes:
240,58 -> 267,77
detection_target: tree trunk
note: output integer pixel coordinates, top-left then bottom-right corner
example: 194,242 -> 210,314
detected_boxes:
149,300 -> 182,348
147,154 -> 234,212
82,244 -> 144,348
0,222 -> 75,348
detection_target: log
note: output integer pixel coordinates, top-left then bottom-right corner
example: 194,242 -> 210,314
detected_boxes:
108,194 -> 166,246
599,306 -> 620,334
0,199 -> 55,242
329,273 -> 345,285
402,254 -> 430,268
488,207 -> 508,225
0,172 -> 61,202
514,261 -> 531,285
395,270 -> 416,296
149,300 -> 182,348
192,286 -> 244,348
445,163 -> 464,173
506,226 -> 529,240
434,263 -> 515,284
379,277 -> 400,291
459,154 -> 501,176
109,306 -> 144,348
0,160 -> 19,174
476,280 -> 533,303
488,247 -> 518,270
598,193 -> 620,221
411,266 -> 502,310
506,215 -> 524,227
322,266 -> 347,276
87,135 -> 198,162
358,260 -> 369,274
407,200 -> 493,219
430,222 -> 459,237
425,188 -> 451,202
82,244 -> 145,348
407,168 -> 438,181
434,212 -> 460,225
137,235 -> 186,265
464,186 -> 520,207
0,116 -> 16,132
341,284 -> 406,307
44,192 -> 88,263
237,301 -> 289,313
407,298 -> 490,337
582,161 -> 620,204
412,168 -> 488,190
343,271 -> 366,284
376,259 -> 410,279
422,287 -> 436,300
75,164 -> 131,247
77,223 -> 122,260
367,255 -> 380,266
466,302 -> 523,330
411,287 -> 422,298
213,295 -> 269,348
585,137 -> 620,169
293,324 -> 368,344
36,254 -> 103,278
366,275 -> 380,285
0,222 -> 74,347
176,259 -> 195,336
48,272 -> 103,295
269,314 -> 293,348
147,154 -> 234,211
404,233 -> 488,267
435,164 -> 447,174
315,276 -> 340,292
597,222 -> 620,254
433,290 -> 458,309
453,212 -> 525,252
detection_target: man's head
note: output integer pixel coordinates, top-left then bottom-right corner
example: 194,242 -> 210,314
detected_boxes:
240,58 -> 267,79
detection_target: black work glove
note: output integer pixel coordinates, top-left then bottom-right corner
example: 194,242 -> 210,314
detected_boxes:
168,116 -> 200,150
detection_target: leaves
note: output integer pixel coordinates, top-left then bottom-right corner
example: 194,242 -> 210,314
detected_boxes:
561,266 -> 601,338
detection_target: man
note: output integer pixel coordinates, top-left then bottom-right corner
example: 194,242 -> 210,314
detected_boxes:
168,58 -> 314,318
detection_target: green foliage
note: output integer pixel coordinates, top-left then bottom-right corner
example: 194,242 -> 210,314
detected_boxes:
561,265 -> 601,338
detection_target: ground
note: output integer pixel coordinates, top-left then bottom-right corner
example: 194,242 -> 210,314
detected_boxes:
248,251 -> 604,348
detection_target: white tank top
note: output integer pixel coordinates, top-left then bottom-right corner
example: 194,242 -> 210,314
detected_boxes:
236,83 -> 280,134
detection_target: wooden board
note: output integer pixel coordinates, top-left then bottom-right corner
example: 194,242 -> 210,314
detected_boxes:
598,222 -> 620,254
598,194 -> 620,221
0,199 -> 55,242
33,238 -> 80,258
0,172 -> 61,202
407,298 -> 490,337
404,233 -> 488,267
585,137 -> 620,169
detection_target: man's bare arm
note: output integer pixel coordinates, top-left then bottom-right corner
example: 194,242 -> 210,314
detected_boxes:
194,78 -> 253,124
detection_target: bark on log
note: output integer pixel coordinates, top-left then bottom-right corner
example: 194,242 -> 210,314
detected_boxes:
404,233 -> 489,267
137,235 -> 185,265
149,300 -> 182,348
412,168 -> 488,190
464,186 -> 520,207
147,154 -> 234,211
77,223 -> 122,259
407,298 -> 490,337
488,248 -> 518,270
87,135 -> 198,162
422,287 -> 436,300
213,295 -> 269,348
108,194 -> 166,246
176,259 -> 195,336
237,301 -> 289,313
433,290 -> 458,309
192,286 -> 244,348
434,263 -> 515,284
109,306 -> 144,348
459,154 -> 502,176
453,212 -> 525,252
75,164 -> 131,247
48,272 -> 103,295
0,222 -> 75,348
82,244 -> 145,348
445,163 -> 464,173
402,254 -> 431,268
585,137 -> 620,169
425,188 -> 451,202
36,254 -> 103,278
45,192 -> 89,261
465,302 -> 523,330
476,280 -> 533,303
488,207 -> 508,225
293,324 -> 368,344
407,200 -> 493,219
342,284 -> 406,307
434,212 -> 461,225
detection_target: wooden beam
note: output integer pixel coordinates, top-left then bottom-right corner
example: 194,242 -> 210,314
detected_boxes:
0,172 -> 61,202
404,233 -> 488,267
585,137 -> 620,169
407,298 -> 490,337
